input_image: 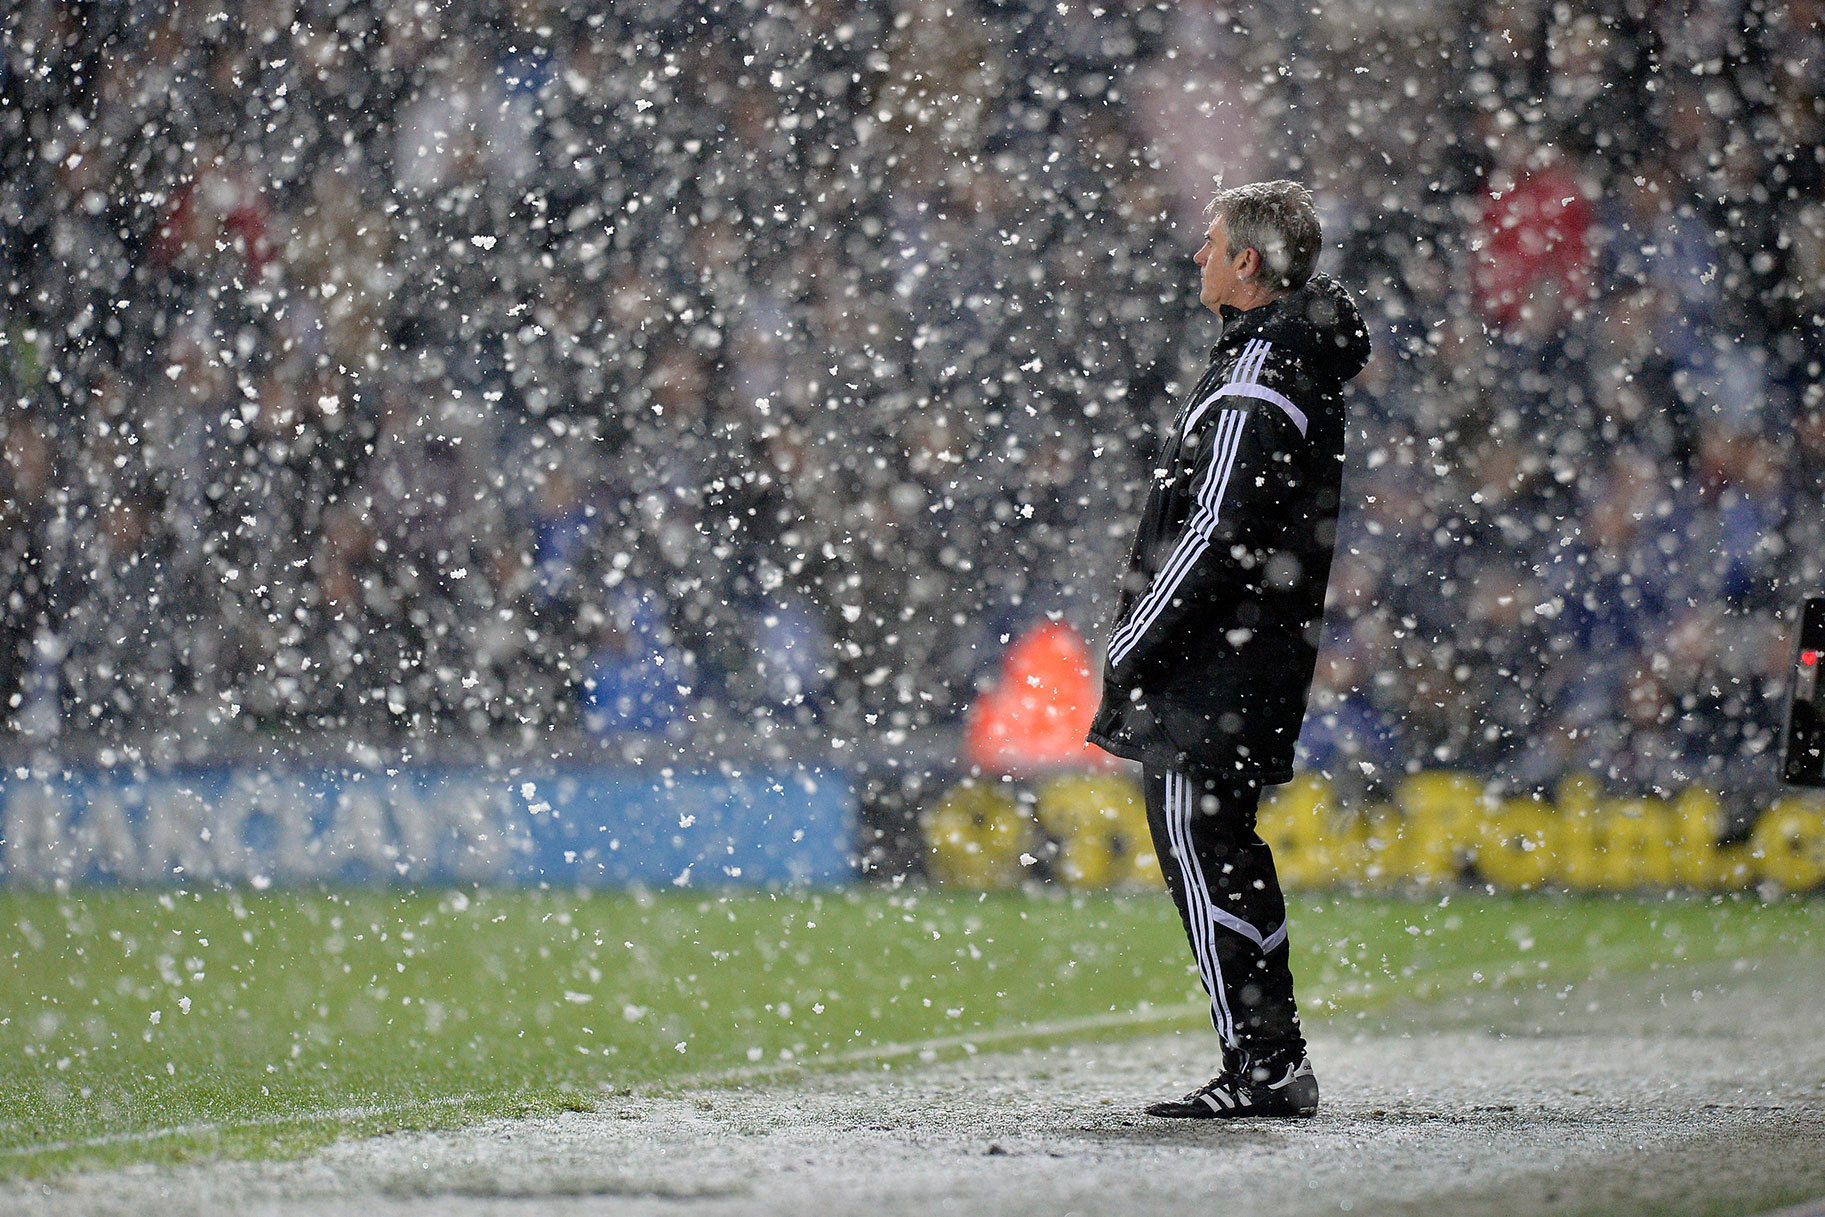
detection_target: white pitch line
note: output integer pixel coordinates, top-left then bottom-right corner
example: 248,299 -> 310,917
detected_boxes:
1752,1200 -> 1825,1217
668,1002 -> 1209,1089
1,1004 -> 1208,1163
0,1092 -> 492,1159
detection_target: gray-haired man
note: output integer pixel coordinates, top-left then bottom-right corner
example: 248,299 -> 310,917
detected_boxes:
1088,181 -> 1373,1118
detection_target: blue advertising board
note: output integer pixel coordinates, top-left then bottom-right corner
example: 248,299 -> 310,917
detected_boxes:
0,765 -> 855,888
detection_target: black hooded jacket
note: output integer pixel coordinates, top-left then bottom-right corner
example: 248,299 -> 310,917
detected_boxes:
1086,272 -> 1373,784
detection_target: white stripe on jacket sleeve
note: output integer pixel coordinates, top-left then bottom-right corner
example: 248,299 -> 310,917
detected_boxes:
1106,406 -> 1248,670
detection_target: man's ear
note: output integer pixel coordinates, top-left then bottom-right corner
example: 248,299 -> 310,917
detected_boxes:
1235,246 -> 1260,280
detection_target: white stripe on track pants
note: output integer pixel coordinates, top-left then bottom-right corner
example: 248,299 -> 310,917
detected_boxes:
1141,766 -> 1306,1061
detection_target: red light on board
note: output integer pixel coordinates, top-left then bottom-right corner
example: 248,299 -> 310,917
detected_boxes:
1806,650 -> 1821,667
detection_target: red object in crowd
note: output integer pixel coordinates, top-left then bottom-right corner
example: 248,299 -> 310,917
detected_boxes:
153,167 -> 274,279
1473,161 -> 1594,330
963,621 -> 1114,777
1804,650 -> 1820,667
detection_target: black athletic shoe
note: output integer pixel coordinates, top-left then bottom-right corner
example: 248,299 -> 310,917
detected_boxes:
1145,1055 -> 1319,1119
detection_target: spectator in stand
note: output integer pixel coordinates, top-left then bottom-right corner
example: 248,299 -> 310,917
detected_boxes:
1473,139 -> 1595,333
581,582 -> 688,738
0,414 -> 54,735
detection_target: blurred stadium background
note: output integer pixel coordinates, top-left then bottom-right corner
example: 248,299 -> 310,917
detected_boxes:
2,0 -> 1824,893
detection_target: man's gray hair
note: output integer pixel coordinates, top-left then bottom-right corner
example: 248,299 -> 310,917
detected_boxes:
1204,180 -> 1322,294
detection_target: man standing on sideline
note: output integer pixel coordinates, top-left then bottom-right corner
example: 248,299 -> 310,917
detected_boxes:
1087,180 -> 1371,1118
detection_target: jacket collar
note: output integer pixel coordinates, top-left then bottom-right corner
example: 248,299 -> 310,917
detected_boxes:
1210,295 -> 1286,360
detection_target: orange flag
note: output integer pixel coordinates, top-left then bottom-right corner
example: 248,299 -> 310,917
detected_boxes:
963,621 -> 1114,776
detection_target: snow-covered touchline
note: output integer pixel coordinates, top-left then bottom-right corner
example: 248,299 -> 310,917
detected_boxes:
2,1004 -> 1209,1162
673,1002 -> 1210,1089
0,1093 -> 493,1160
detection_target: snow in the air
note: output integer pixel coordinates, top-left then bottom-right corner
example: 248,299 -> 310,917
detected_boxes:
0,0 -> 1820,834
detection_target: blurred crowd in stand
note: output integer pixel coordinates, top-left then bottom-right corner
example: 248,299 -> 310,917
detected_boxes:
0,0 -> 1820,820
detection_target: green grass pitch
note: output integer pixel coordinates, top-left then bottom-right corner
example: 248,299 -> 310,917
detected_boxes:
2,885 -> 1820,1177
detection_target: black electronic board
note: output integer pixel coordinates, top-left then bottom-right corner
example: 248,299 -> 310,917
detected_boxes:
1783,596 -> 1825,787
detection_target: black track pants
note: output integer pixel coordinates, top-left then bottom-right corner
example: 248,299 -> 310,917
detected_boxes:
1142,766 -> 1305,1062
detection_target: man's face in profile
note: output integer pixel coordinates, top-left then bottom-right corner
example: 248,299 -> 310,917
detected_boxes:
1194,217 -> 1253,314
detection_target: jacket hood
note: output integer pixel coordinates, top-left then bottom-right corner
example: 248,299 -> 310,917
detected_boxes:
1215,272 -> 1372,384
